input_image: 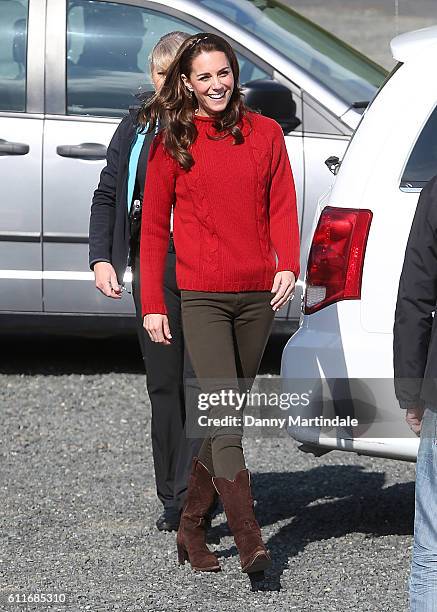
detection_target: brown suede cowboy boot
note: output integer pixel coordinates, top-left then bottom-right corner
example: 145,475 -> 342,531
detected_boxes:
213,469 -> 271,574
176,458 -> 221,572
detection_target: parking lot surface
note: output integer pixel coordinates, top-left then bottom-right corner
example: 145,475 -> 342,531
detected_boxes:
1,337 -> 415,611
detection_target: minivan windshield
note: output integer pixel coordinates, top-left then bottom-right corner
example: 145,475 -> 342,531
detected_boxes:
199,0 -> 387,108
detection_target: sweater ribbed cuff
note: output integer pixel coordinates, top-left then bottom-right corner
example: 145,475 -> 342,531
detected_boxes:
141,303 -> 168,317
276,263 -> 300,280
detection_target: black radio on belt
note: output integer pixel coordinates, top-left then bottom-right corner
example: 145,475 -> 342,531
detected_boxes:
130,198 -> 142,222
129,199 -> 175,257
129,198 -> 142,245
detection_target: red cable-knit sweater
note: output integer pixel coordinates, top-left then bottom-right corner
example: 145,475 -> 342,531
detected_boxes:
140,111 -> 300,316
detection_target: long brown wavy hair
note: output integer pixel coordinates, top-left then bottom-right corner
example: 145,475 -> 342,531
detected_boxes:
137,32 -> 251,170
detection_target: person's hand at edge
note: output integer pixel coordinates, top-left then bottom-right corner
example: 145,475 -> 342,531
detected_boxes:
94,262 -> 122,299
270,271 -> 296,311
406,405 -> 425,436
143,314 -> 172,345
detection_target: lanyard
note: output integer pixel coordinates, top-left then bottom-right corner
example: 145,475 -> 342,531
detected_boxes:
126,121 -> 159,211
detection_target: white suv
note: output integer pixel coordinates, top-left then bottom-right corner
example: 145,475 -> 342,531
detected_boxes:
281,26 -> 437,462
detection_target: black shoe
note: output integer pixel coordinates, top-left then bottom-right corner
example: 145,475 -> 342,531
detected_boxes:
156,506 -> 181,532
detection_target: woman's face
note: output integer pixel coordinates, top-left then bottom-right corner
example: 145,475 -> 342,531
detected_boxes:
151,64 -> 168,92
182,50 -> 234,117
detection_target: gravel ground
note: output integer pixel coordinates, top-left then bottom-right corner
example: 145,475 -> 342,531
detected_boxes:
0,336 -> 415,612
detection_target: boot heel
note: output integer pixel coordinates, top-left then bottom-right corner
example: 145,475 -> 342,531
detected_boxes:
177,543 -> 189,565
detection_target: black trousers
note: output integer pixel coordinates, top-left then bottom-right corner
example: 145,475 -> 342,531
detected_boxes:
131,241 -> 202,510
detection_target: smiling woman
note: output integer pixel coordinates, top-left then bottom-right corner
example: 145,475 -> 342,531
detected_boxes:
138,32 -> 300,580
181,48 -> 235,116
138,32 -> 247,171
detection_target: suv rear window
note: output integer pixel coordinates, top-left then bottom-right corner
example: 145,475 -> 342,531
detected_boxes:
401,105 -> 437,189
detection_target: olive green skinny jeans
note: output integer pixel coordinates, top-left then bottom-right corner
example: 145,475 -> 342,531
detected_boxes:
181,290 -> 274,480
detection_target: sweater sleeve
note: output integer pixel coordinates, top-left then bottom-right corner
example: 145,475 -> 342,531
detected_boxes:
268,121 -> 300,279
393,175 -> 437,409
140,135 -> 176,316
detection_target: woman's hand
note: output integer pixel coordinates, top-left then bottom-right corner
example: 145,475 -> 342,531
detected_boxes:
270,271 -> 296,311
143,314 -> 172,345
94,262 -> 122,299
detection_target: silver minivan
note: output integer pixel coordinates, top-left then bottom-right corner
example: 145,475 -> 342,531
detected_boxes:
0,0 -> 386,335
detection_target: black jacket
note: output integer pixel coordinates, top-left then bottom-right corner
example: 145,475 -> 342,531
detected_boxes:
393,174 -> 437,408
88,107 -> 154,283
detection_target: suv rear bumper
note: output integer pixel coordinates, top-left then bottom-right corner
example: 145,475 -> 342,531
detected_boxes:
280,302 -> 418,461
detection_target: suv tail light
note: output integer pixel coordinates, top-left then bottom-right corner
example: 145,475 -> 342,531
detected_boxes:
304,206 -> 373,314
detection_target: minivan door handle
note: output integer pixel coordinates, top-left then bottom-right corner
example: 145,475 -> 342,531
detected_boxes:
0,139 -> 29,156
56,143 -> 107,160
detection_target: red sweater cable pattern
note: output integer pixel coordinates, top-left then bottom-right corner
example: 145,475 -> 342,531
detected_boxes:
140,111 -> 300,316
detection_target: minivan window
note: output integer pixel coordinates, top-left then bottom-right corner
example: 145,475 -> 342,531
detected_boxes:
66,1 -> 198,117
66,0 -> 269,117
199,0 -> 386,109
401,105 -> 437,190
0,0 -> 28,112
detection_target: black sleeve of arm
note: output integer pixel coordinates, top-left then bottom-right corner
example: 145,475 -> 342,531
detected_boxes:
393,176 -> 437,408
88,119 -> 125,269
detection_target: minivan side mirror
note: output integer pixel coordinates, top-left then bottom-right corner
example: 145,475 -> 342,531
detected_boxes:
241,79 -> 301,133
